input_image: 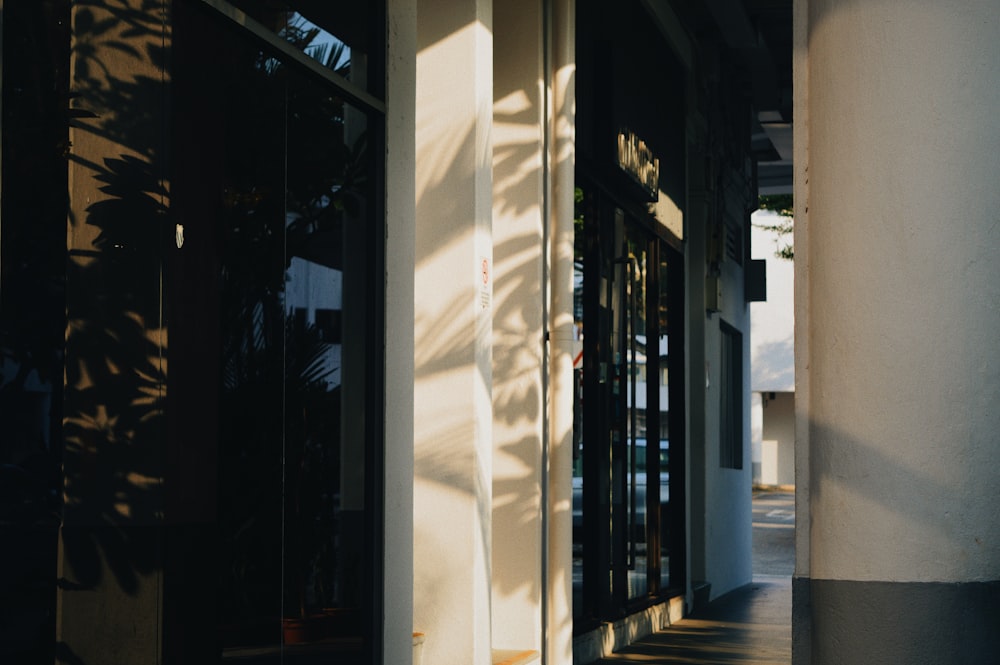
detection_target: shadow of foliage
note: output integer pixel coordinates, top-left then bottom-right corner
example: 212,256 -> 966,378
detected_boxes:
4,0 -> 373,661
1,1 -> 71,662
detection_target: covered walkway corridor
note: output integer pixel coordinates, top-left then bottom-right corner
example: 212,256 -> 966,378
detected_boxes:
592,577 -> 791,665
590,491 -> 794,664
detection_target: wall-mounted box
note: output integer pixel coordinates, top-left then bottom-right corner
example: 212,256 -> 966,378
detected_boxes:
745,259 -> 767,302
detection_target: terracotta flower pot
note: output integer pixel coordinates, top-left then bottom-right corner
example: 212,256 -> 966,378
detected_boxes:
282,617 -> 320,644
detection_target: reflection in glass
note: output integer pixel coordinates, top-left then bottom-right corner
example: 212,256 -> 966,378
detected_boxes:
282,62 -> 370,646
658,256 -> 671,591
572,187 -> 677,626
624,233 -> 648,601
282,13 -> 351,72
230,0 -> 374,93
571,187 -> 586,621
177,6 -> 374,659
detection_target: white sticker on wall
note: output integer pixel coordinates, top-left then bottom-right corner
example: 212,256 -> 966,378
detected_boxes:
479,256 -> 491,311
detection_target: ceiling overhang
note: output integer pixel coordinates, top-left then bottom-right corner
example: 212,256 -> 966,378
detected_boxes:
640,0 -> 794,195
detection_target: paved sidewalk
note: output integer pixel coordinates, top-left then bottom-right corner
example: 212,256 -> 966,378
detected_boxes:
590,576 -> 791,664
590,491 -> 794,664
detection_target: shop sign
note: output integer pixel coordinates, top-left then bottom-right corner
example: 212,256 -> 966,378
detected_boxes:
617,128 -> 660,199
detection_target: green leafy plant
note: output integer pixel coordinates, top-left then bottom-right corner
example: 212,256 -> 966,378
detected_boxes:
755,194 -> 794,260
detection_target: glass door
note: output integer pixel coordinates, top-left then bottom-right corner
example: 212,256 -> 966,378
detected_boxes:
169,1 -> 384,662
574,185 -> 679,628
608,212 -> 655,603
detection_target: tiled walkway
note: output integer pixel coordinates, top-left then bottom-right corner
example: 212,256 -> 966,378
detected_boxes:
589,575 -> 791,664
590,491 -> 794,664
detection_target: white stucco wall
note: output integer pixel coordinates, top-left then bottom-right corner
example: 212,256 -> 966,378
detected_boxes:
702,254 -> 754,600
750,215 -> 794,393
760,391 -> 794,487
750,219 -> 795,488
491,0 -> 545,653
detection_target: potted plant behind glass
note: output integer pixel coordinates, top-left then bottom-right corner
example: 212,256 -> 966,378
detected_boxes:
281,314 -> 340,644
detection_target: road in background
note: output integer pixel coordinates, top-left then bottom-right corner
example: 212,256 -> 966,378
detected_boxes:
753,489 -> 795,577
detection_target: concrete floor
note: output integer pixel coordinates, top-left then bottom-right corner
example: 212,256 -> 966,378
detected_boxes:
590,490 -> 794,664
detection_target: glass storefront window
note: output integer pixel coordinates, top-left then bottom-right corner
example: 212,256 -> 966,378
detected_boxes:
2,0 -> 384,660
658,256 -> 672,591
573,182 -> 680,631
174,2 -> 381,657
223,0 -> 382,96
0,2 -> 70,662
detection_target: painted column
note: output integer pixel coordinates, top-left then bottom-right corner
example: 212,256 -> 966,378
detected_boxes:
491,0 -> 545,656
795,0 -> 1000,661
685,94 -> 711,605
385,0 -> 416,662
548,0 -> 577,662
413,0 -> 494,663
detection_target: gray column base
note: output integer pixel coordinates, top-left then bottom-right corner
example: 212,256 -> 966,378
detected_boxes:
793,577 -> 1000,665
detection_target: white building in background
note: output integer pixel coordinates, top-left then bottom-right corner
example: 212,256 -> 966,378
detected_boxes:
751,215 -> 795,487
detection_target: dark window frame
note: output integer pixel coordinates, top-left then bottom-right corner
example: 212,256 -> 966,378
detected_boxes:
719,320 -> 743,469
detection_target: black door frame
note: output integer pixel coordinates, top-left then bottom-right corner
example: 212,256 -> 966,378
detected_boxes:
576,180 -> 686,629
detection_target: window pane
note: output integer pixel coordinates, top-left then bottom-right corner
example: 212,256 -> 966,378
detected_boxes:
209,25 -> 287,651
283,62 -> 372,644
173,4 -> 377,658
0,1 -> 70,661
229,0 -> 380,95
625,231 -> 648,601
658,255 -> 671,591
720,323 -> 743,469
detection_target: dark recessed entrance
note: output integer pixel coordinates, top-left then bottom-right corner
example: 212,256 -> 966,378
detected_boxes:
572,182 -> 686,630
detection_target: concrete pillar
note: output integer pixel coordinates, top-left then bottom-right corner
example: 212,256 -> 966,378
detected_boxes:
795,0 -> 1000,661
491,0 -> 544,655
413,0 -> 494,663
385,0 -> 416,662
547,0 -> 577,662
685,85 -> 711,602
